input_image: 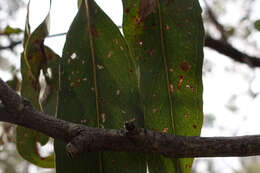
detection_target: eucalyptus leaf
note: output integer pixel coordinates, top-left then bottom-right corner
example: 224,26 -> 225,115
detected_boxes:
17,0 -> 57,168
55,0 -> 145,172
122,0 -> 204,172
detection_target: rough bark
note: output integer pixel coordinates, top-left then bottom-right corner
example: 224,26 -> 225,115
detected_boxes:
1,78 -> 260,158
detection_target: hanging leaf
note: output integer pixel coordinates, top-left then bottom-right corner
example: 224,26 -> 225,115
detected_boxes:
122,0 -> 204,173
17,54 -> 55,168
55,0 -> 145,173
16,0 -> 58,168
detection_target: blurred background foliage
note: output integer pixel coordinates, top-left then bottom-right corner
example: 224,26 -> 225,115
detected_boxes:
0,0 -> 260,172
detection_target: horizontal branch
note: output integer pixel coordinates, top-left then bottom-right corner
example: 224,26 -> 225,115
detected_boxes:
204,35 -> 260,68
1,78 -> 260,158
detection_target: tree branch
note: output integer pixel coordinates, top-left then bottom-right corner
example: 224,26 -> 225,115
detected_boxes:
1,79 -> 260,158
0,41 -> 22,51
204,35 -> 260,68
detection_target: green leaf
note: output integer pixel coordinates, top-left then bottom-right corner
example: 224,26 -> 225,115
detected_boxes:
17,0 -> 57,168
55,0 -> 145,173
17,54 -> 54,168
254,19 -> 260,31
0,25 -> 23,35
122,0 -> 204,173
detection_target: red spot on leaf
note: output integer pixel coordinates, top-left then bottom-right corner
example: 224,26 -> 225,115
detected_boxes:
192,124 -> 197,129
134,16 -> 142,25
100,98 -> 107,104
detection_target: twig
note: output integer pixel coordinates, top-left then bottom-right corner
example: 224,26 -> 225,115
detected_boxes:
204,35 -> 260,68
0,41 -> 22,51
203,0 -> 227,42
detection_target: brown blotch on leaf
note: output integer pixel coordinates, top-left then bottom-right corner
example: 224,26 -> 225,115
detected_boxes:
125,8 -> 130,13
180,62 -> 191,72
111,160 -> 116,163
192,124 -> 197,129
162,127 -> 169,133
139,0 -> 157,21
134,16 -> 141,26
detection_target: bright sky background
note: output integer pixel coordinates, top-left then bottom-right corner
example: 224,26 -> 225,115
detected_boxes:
4,0 -> 260,172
